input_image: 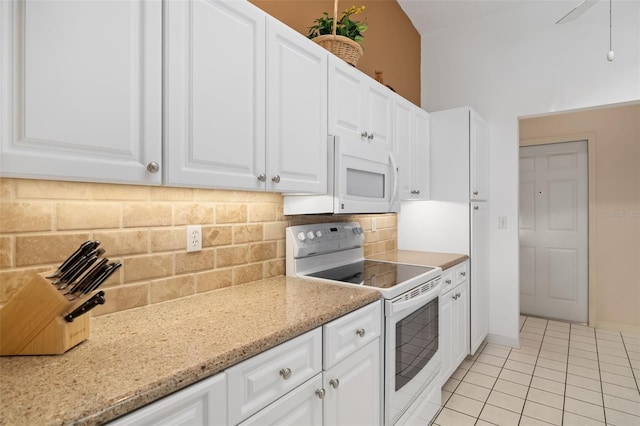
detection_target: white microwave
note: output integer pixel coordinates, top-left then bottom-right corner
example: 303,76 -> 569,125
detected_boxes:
284,136 -> 400,215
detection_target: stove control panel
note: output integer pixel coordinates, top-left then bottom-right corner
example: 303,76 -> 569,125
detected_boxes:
286,222 -> 364,259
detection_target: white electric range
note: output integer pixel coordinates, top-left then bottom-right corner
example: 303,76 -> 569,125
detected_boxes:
286,222 -> 443,425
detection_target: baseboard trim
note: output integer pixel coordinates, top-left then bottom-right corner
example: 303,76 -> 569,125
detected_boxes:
591,320 -> 640,335
486,333 -> 520,348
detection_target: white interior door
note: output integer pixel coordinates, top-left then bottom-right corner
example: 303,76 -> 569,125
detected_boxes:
519,141 -> 588,323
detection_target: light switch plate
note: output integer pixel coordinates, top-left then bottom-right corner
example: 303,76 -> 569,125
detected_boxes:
498,216 -> 507,229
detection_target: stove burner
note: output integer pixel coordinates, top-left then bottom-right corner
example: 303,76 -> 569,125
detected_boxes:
308,260 -> 436,289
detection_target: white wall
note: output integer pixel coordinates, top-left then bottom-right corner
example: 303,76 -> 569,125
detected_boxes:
420,1 -> 640,342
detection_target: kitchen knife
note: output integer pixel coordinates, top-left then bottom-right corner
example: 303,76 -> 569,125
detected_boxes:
57,255 -> 98,290
65,258 -> 109,297
52,253 -> 95,287
46,240 -> 100,278
79,262 -> 121,296
64,291 -> 105,322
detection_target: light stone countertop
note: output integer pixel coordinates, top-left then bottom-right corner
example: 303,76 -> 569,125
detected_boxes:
0,276 -> 380,426
367,249 -> 468,270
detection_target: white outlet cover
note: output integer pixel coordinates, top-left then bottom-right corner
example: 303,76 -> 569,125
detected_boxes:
186,225 -> 202,252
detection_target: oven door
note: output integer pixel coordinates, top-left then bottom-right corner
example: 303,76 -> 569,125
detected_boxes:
334,139 -> 399,214
384,280 -> 441,425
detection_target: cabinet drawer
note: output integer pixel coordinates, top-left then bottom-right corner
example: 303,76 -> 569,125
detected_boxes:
227,328 -> 322,425
440,268 -> 455,294
454,261 -> 468,285
323,301 -> 381,370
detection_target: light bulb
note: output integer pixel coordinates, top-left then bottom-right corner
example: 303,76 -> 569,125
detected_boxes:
607,50 -> 615,61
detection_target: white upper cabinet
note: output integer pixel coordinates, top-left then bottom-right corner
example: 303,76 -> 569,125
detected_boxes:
328,56 -> 394,152
165,1 -> 327,193
0,0 -> 162,184
164,0 -> 266,191
430,107 -> 488,202
395,95 -> 430,200
266,18 -> 327,193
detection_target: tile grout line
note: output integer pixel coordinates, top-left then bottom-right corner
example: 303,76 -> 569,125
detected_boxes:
620,333 -> 640,396
517,318 -> 550,425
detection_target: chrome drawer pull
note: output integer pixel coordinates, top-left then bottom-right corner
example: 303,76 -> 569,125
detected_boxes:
356,328 -> 366,337
330,378 -> 340,389
279,368 -> 292,380
315,388 -> 326,399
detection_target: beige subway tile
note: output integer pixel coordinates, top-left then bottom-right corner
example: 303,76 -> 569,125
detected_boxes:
0,237 -> 12,268
216,246 -> 249,267
150,228 -> 184,252
175,249 -> 215,273
215,204 -> 247,224
0,267 -> 50,303
384,239 -> 397,252
0,202 -> 53,232
123,203 -> 172,228
264,258 -> 285,278
56,202 -> 120,230
196,268 -> 233,293
16,234 -> 89,266
356,217 -> 372,231
275,203 -> 285,221
194,188 -> 281,203
249,242 -> 277,262
365,230 -> 380,243
123,254 -> 173,282
373,241 -> 387,254
150,186 -> 194,201
91,183 -> 149,200
234,224 -> 263,244
248,203 -> 276,222
0,178 -> 14,198
174,203 -> 214,226
263,221 -> 287,241
92,284 -> 148,316
363,244 -> 374,257
203,225 -> 232,247
16,179 -> 91,200
150,275 -> 195,303
233,263 -> 263,285
94,230 -> 148,256
277,240 -> 285,258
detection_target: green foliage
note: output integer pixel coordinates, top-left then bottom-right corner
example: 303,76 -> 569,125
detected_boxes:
308,5 -> 368,43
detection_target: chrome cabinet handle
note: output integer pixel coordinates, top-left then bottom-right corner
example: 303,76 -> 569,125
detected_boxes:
329,378 -> 340,389
460,271 -> 466,276
367,133 -> 374,140
146,162 -> 160,173
457,292 -> 461,298
356,328 -> 366,337
279,368 -> 291,380
257,174 -> 267,182
361,131 -> 369,138
452,294 -> 458,300
315,388 -> 326,399
445,279 -> 452,285
474,206 -> 479,211
415,190 -> 420,195
272,175 -> 281,183
473,190 -> 479,196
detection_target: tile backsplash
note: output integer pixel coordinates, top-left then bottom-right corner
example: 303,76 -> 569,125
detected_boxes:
0,178 -> 397,317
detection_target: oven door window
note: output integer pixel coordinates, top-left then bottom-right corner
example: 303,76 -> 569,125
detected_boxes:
395,297 -> 438,391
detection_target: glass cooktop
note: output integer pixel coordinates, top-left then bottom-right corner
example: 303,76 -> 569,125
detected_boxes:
307,260 -> 436,289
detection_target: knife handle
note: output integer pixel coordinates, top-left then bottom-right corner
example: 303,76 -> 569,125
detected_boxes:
64,291 -> 106,322
58,240 -> 99,274
67,258 -> 109,295
81,263 -> 121,296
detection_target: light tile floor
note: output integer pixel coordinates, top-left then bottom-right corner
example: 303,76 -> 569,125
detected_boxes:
432,316 -> 640,426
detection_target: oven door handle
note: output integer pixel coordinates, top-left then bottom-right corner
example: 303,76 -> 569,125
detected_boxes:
386,282 -> 441,317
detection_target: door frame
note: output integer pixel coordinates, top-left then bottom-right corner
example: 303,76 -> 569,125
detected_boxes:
519,132 -> 596,326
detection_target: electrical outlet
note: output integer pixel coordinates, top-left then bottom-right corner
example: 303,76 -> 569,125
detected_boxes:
498,216 -> 507,229
371,218 -> 377,232
186,225 -> 202,252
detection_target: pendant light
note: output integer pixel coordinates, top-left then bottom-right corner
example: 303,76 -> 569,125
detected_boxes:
607,0 -> 615,61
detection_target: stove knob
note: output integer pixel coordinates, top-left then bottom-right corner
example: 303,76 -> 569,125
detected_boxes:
307,231 -> 315,240
315,230 -> 322,238
297,232 -> 306,241
352,228 -> 359,235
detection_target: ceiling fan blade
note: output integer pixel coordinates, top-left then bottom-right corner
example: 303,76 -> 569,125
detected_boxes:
556,0 -> 599,24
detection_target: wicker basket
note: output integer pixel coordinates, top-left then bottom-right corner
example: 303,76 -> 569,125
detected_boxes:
313,34 -> 364,67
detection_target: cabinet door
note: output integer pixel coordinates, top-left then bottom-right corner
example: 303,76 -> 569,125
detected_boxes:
470,201 -> 489,354
108,373 -> 226,426
266,18 -> 327,193
412,108 -> 430,199
364,81 -> 394,152
324,339 -> 381,426
328,56 -> 366,143
438,287 -> 454,386
394,96 -> 413,199
165,0 -> 266,190
239,375 -> 323,426
1,0 -> 161,185
453,281 -> 470,367
470,110 -> 489,200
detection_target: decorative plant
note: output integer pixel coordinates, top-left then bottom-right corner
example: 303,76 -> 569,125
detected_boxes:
308,5 -> 368,43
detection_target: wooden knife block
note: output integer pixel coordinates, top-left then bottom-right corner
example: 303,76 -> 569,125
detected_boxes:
0,272 -> 90,356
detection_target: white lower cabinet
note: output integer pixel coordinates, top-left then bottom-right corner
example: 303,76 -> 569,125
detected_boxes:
439,262 -> 470,386
108,372 -> 227,426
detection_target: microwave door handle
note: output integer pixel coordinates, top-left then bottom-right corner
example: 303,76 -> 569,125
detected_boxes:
389,152 -> 399,206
